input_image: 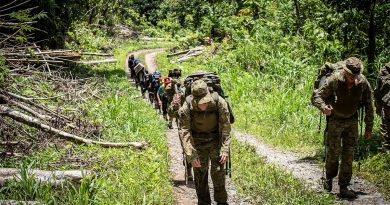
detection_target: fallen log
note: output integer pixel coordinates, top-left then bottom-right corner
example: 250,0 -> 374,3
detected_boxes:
167,49 -> 190,57
80,52 -> 113,56
0,141 -> 19,146
3,96 -> 54,121
167,46 -> 204,57
5,58 -> 64,64
79,58 -> 117,65
2,90 -> 72,121
0,200 -> 43,205
171,50 -> 204,63
0,105 -> 149,149
0,168 -> 91,186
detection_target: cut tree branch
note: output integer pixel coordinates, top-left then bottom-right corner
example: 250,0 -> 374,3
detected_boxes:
0,105 -> 149,149
0,168 -> 91,185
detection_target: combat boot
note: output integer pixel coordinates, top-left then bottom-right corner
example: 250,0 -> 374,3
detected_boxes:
168,121 -> 173,129
323,179 -> 332,192
340,186 -> 356,199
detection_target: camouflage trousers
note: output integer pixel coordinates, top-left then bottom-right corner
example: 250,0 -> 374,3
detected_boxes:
325,114 -> 358,186
193,136 -> 227,205
380,107 -> 390,151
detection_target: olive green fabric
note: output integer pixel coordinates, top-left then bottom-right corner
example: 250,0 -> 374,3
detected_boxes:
374,63 -> 390,150
345,57 -> 363,75
178,95 -> 231,162
312,71 -> 374,132
193,138 -> 227,205
325,115 -> 358,186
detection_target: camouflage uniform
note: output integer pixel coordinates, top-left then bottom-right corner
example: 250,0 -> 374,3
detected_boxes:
374,63 -> 390,151
312,57 -> 374,196
179,80 -> 231,205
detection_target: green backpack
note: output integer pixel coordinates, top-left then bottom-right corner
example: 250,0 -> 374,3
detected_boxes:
311,61 -> 345,103
183,71 -> 235,124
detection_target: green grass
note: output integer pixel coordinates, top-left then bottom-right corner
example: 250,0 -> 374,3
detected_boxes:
0,40 -> 176,204
155,19 -> 390,199
231,138 -> 337,204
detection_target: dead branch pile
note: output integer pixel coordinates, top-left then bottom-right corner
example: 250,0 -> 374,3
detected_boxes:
0,1 -> 147,159
168,46 -> 204,63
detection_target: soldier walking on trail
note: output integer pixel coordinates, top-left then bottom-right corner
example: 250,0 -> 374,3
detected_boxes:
178,79 -> 231,205
374,63 -> 390,152
312,57 -> 374,199
128,54 -> 140,80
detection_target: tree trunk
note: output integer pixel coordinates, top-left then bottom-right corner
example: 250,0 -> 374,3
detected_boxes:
294,0 -> 302,35
0,168 -> 91,186
367,0 -> 377,75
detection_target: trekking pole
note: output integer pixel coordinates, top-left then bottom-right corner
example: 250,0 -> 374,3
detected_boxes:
357,107 -> 364,171
317,112 -> 322,133
321,117 -> 328,185
228,151 -> 232,178
225,149 -> 232,178
176,120 -> 189,185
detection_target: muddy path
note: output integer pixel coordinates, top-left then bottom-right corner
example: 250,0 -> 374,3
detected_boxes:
125,49 -> 389,205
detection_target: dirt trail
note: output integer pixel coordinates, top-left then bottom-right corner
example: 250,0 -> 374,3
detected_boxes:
233,130 -> 389,205
127,49 -> 247,205
126,49 -> 389,205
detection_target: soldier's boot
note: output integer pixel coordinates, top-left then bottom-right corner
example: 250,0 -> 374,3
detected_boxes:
168,121 -> 173,129
340,186 -> 356,199
323,178 -> 332,192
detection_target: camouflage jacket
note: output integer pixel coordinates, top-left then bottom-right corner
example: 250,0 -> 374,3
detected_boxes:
178,95 -> 231,162
312,71 -> 374,132
374,63 -> 390,113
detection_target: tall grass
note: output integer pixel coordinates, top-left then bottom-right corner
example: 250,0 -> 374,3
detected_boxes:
0,41 -> 176,204
155,0 -> 390,199
231,138 -> 337,204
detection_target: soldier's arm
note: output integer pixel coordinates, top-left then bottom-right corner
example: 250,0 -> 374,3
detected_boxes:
362,79 -> 374,133
375,66 -> 390,113
312,76 -> 335,110
217,97 -> 232,156
178,102 -> 198,161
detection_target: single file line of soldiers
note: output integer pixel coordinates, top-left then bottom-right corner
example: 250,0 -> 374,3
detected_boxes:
129,55 -> 231,205
129,54 -> 390,204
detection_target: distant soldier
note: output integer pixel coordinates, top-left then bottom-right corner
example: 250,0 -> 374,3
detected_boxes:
374,63 -> 390,152
312,57 -> 374,198
128,54 -> 140,80
157,77 -> 177,127
179,79 -> 231,205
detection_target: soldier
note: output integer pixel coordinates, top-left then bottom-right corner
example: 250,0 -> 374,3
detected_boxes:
179,79 -> 231,205
128,54 -> 140,80
374,63 -> 390,152
312,57 -> 374,198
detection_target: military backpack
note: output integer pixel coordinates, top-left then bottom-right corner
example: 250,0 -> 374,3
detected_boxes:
183,71 -> 235,124
311,61 -> 345,103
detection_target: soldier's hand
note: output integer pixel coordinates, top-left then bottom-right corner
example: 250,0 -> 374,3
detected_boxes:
364,130 -> 372,140
191,159 -> 201,167
321,105 -> 333,116
219,153 -> 229,164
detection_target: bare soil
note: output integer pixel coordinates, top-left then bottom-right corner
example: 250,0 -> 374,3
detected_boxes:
126,49 -> 389,205
233,130 -> 390,205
